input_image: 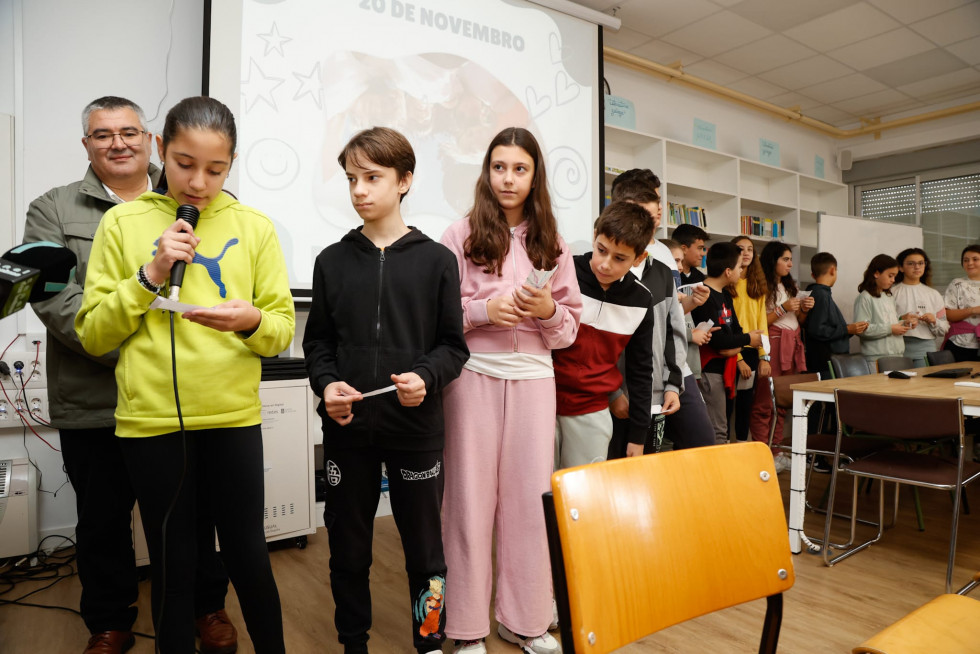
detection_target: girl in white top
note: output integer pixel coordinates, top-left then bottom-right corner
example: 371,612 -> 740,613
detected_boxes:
892,248 -> 948,367
855,254 -> 909,366
943,244 -> 980,362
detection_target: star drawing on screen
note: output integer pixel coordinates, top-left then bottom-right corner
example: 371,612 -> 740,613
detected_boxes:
243,58 -> 285,112
293,61 -> 323,109
257,22 -> 292,56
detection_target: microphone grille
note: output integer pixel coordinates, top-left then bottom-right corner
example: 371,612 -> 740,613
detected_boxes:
176,204 -> 201,229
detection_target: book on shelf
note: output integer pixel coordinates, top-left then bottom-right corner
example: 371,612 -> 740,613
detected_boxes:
605,164 -> 626,175
666,202 -> 707,230
740,215 -> 785,238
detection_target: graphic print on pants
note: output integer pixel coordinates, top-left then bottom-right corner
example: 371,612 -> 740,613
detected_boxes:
414,575 -> 445,638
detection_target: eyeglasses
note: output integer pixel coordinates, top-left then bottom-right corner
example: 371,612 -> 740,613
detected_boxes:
85,129 -> 146,148
905,261 -> 927,267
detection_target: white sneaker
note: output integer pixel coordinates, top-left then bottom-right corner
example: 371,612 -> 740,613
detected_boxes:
497,624 -> 562,654
452,640 -> 486,654
548,599 -> 559,631
773,453 -> 791,474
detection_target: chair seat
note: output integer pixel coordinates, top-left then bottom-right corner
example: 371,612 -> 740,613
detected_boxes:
804,433 -> 887,460
844,451 -> 980,489
852,593 -> 980,653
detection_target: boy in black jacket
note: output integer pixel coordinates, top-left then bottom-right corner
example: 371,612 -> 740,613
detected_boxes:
804,252 -> 869,376
691,242 -> 763,444
553,201 -> 654,468
303,127 -> 468,654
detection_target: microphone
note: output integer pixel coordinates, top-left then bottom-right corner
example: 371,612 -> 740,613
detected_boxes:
168,204 -> 200,301
0,241 -> 78,318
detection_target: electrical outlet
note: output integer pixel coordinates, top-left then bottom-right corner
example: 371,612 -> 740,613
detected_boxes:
27,389 -> 49,424
11,388 -> 50,426
3,351 -> 45,389
0,399 -> 7,421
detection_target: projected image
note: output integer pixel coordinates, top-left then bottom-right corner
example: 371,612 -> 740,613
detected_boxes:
309,51 -> 534,239
222,0 -> 598,288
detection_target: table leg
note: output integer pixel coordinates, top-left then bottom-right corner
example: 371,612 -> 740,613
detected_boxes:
789,394 -> 810,554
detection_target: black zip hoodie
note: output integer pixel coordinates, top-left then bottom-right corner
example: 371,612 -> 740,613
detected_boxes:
303,227 -> 469,450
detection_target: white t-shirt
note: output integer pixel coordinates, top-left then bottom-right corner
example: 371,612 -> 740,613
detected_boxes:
769,283 -> 799,331
892,282 -> 948,341
944,278 -> 980,349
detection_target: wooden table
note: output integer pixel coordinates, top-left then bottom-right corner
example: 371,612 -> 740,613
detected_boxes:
788,361 -> 980,554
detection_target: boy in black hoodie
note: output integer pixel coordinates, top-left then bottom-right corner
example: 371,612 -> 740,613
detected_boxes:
691,242 -> 763,444
304,127 -> 468,654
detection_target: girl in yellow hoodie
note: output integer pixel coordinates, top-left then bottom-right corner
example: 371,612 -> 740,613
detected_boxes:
76,96 -> 293,654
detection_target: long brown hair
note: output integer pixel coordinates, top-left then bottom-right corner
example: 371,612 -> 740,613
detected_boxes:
730,236 -> 766,299
760,240 -> 798,308
464,127 -> 562,275
858,253 -> 899,298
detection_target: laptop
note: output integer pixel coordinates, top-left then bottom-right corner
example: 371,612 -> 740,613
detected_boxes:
922,367 -> 973,378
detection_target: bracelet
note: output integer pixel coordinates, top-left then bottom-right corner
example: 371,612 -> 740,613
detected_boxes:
137,264 -> 164,293
774,305 -> 786,318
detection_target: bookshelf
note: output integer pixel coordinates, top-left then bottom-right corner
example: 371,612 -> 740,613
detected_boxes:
604,125 -> 848,254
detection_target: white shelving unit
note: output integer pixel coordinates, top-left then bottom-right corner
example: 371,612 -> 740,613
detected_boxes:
604,125 -> 848,254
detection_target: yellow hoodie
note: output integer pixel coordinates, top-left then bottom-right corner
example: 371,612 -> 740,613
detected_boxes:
76,191 -> 295,438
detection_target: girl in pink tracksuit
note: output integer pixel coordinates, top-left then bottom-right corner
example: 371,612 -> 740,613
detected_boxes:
440,127 -> 581,654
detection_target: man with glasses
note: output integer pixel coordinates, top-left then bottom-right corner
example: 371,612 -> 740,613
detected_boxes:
23,97 -> 237,654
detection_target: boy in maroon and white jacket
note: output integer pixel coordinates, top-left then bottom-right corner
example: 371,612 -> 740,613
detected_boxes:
553,202 -> 655,468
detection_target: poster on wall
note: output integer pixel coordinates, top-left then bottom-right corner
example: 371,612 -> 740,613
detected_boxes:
209,0 -> 601,289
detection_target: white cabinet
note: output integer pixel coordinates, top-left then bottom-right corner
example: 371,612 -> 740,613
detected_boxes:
134,378 -> 316,565
604,125 -> 848,250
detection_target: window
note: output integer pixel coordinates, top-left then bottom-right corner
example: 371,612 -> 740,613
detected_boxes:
859,180 -> 916,224
855,167 -> 980,289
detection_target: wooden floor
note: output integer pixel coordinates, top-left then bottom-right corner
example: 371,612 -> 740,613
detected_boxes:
2,468 -> 978,653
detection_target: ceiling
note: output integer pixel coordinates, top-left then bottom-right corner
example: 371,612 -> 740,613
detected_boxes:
571,0 -> 980,128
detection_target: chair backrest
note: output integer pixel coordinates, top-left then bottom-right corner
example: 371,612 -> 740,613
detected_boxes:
835,390 -> 963,441
926,350 -> 956,366
771,372 -> 820,411
545,442 -> 794,654
876,356 -> 914,373
831,353 -> 874,379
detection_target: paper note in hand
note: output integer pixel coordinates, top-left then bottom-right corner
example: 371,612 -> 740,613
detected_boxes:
525,267 -> 557,290
677,282 -> 705,295
694,319 -> 714,332
150,296 -> 207,313
761,334 -> 771,355
360,384 -> 397,398
736,371 -> 756,391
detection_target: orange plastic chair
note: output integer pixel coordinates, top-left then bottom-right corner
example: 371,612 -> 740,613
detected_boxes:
543,442 -> 795,654
852,571 -> 980,653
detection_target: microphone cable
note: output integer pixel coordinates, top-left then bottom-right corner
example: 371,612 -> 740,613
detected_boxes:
154,309 -> 189,654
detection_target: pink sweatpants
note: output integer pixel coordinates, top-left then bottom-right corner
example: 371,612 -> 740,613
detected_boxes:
442,369 -> 556,640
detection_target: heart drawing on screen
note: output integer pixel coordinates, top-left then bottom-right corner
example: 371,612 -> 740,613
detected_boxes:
526,86 -> 552,119
555,71 -> 580,106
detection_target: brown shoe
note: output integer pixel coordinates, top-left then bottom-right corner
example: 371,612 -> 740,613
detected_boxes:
83,631 -> 135,654
196,609 -> 239,654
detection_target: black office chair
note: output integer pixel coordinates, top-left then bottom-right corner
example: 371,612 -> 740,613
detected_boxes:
830,353 -> 873,379
876,356 -> 914,373
926,350 -> 956,366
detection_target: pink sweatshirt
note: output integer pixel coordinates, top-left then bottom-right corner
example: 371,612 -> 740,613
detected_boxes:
440,218 -> 582,356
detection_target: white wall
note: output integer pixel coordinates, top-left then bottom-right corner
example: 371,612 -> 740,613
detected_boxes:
604,62 -> 843,182
0,0 -> 204,542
